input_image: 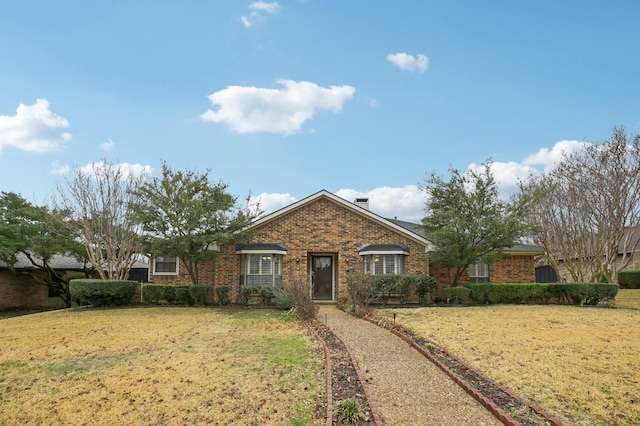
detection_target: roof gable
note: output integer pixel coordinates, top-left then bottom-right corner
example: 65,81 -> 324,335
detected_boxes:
249,190 -> 435,249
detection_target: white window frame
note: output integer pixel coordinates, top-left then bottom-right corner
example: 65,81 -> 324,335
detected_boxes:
362,254 -> 406,275
469,262 -> 489,283
237,249 -> 287,287
154,255 -> 179,276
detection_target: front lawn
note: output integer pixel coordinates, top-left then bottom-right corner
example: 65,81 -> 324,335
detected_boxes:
385,303 -> 640,425
0,307 -> 324,425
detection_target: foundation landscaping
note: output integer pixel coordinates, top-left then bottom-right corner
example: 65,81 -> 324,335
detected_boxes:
1,282 -> 639,425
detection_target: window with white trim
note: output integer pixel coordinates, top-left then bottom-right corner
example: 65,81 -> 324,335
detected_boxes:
469,262 -> 489,283
241,253 -> 283,287
154,255 -> 178,275
363,254 -> 406,275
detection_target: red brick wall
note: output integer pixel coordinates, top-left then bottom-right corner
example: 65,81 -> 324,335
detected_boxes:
430,255 -> 538,296
0,270 -> 65,310
489,255 -> 536,283
212,197 -> 430,300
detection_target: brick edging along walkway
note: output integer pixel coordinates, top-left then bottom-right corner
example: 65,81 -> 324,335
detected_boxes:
364,316 -> 565,426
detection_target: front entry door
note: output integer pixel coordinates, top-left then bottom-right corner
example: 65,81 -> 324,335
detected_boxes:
311,256 -> 333,300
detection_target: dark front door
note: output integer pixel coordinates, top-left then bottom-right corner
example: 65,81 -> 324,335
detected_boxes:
312,256 -> 333,300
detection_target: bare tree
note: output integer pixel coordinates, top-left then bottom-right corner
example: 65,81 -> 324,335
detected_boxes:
56,160 -> 148,280
525,126 -> 640,283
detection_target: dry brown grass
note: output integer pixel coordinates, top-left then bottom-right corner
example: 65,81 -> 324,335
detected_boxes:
0,307 -> 324,425
382,303 -> 640,426
614,289 -> 640,310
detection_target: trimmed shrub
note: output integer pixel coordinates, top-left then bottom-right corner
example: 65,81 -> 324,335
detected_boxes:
447,287 -> 471,304
70,279 -> 138,307
397,275 -> 414,304
414,275 -> 438,304
214,285 -> 231,306
618,270 -> 640,289
371,275 -> 398,306
239,286 -> 255,305
189,285 -> 212,306
142,284 -> 210,306
257,285 -> 275,306
469,283 -> 548,304
464,283 -> 619,306
174,286 -> 194,305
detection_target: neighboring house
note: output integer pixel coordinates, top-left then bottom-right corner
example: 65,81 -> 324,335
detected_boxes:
149,190 -> 542,301
546,224 -> 640,282
0,253 -> 149,310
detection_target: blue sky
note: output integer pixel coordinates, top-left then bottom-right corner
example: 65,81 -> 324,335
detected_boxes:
1,1 -> 639,222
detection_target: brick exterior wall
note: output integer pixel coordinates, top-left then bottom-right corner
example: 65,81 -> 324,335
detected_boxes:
430,255 -> 538,296
149,195 -> 430,301
0,270 -> 65,310
216,197 -> 430,301
146,193 -> 539,302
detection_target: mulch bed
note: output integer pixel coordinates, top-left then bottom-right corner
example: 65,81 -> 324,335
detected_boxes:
311,322 -> 378,426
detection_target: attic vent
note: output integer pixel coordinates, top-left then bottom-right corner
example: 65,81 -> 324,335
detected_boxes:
354,197 -> 369,210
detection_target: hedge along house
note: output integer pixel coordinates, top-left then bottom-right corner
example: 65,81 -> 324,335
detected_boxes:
148,190 -> 543,301
0,253 -> 150,310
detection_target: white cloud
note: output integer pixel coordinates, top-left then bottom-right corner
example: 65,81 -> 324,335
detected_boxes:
248,139 -> 599,224
50,160 -> 70,175
387,53 -> 429,73
78,161 -> 154,180
241,1 -> 281,27
523,140 -> 585,171
336,185 -> 425,222
250,192 -> 298,215
100,138 -> 114,151
0,99 -> 72,153
200,80 -> 356,135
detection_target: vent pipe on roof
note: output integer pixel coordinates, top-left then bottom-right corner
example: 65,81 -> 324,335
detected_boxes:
354,197 -> 369,210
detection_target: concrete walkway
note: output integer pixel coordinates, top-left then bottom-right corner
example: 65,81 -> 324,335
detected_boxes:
318,305 -> 502,426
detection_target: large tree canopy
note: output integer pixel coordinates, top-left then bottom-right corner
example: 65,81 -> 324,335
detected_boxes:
523,126 -> 640,283
421,161 -> 534,286
130,162 -> 259,285
0,191 -> 86,307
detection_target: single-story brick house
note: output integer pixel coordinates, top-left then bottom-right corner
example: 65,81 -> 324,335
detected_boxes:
149,190 -> 543,301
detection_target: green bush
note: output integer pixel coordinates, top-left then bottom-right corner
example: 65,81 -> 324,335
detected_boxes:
414,275 -> 438,304
70,279 -> 138,307
174,286 -> 194,305
618,270 -> 640,289
239,286 -> 255,305
464,283 -> 619,306
397,275 -> 414,304
469,283 -> 548,304
214,285 -> 231,306
142,284 -> 210,306
257,285 -> 275,306
447,286 -> 470,304
189,285 -> 212,306
371,275 -> 398,305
